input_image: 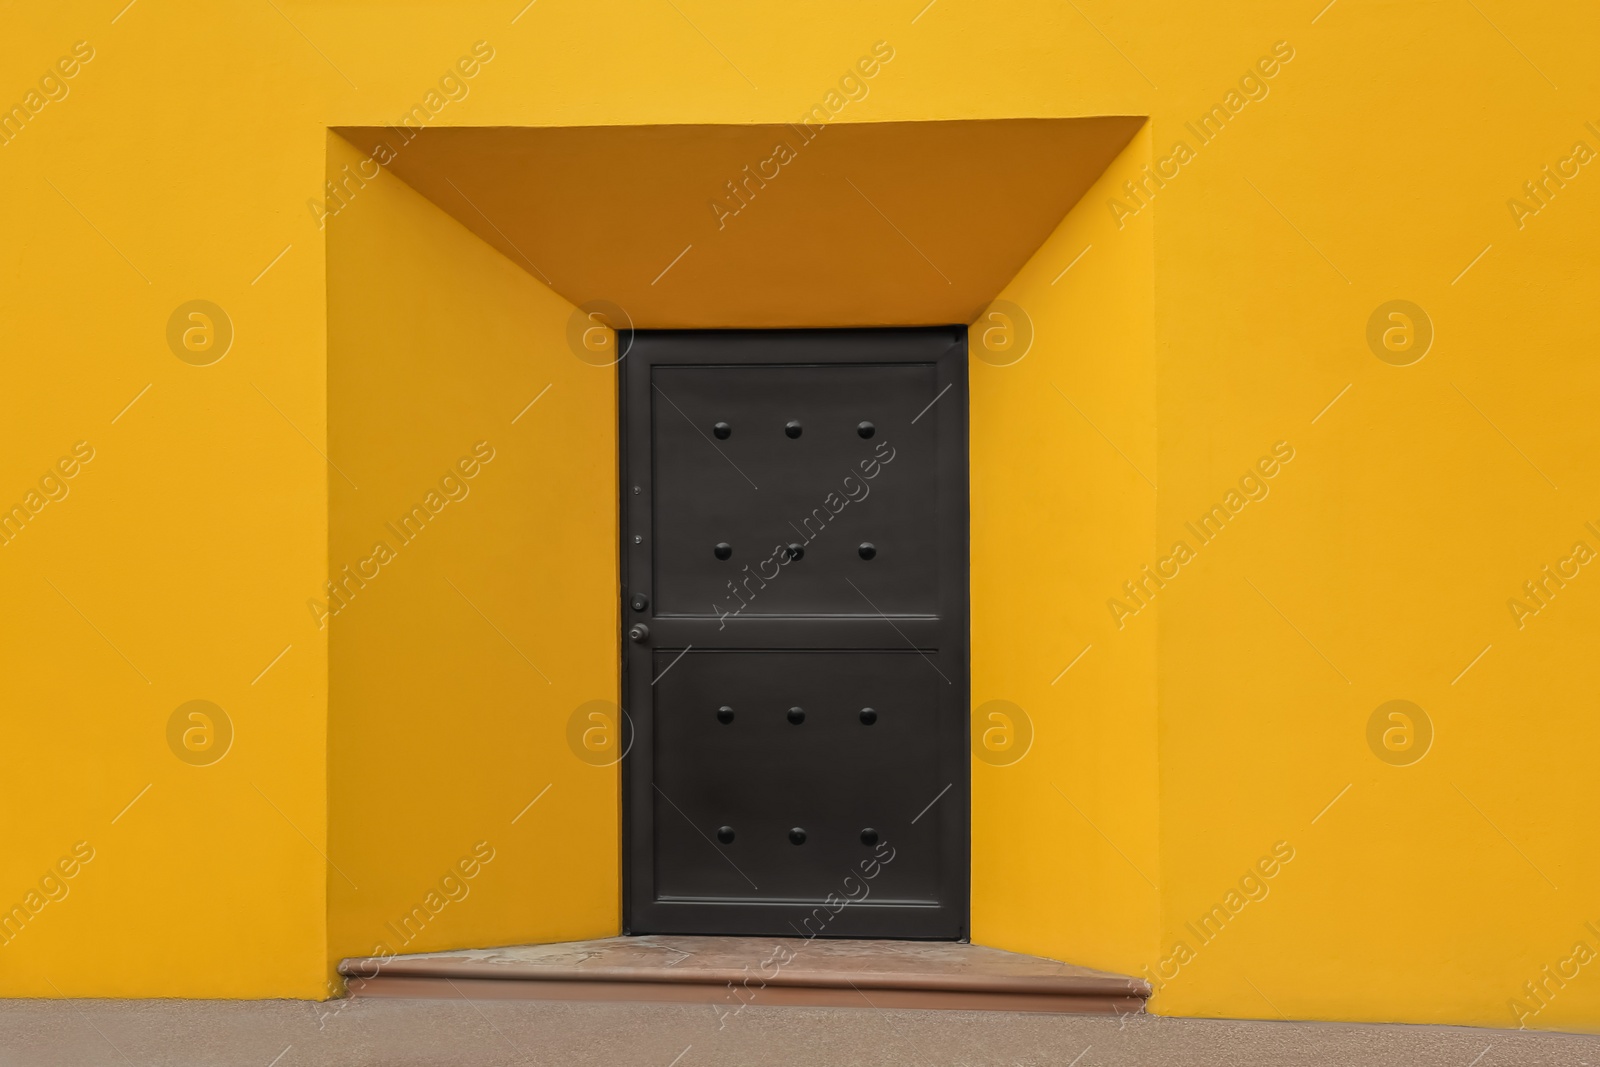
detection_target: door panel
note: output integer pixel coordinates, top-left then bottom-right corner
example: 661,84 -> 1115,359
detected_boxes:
621,328 -> 969,939
651,363 -> 941,616
652,651 -> 943,904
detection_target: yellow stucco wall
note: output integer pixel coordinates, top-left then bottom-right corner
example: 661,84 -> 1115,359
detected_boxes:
971,124 -> 1159,980
2,0 -> 1597,1030
324,133 -> 619,984
1140,17 -> 1597,1027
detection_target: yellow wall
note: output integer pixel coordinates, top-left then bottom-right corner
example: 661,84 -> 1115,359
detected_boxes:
324,134 -> 619,979
1,9 -> 334,997
971,124 -> 1159,978
346,117 -> 1140,329
1144,17 -> 1600,1027
3,0 -> 1598,1030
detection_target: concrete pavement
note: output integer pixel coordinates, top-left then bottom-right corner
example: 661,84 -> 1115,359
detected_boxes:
2,997 -> 1597,1066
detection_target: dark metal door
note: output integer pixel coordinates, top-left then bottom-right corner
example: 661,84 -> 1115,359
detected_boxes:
621,328 -> 969,939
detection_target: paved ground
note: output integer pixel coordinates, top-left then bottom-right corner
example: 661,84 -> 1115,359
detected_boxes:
1,998 -> 1597,1067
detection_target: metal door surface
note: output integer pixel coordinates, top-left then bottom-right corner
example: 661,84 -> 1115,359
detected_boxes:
621,328 -> 968,939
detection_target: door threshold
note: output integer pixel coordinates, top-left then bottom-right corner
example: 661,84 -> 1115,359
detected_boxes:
339,935 -> 1149,1015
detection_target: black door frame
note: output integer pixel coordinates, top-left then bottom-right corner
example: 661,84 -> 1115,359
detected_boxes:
618,327 -> 970,939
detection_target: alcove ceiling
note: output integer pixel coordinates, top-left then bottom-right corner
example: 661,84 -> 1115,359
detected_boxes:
334,117 -> 1142,328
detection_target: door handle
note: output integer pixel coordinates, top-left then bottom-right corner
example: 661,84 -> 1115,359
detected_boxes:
629,623 -> 650,643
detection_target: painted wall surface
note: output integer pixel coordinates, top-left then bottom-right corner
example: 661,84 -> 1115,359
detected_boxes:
1,0 -> 1597,1031
324,133 -> 619,982
1144,19 -> 1600,1028
1,10 -> 335,997
352,117 -> 1141,328
970,124 -> 1159,980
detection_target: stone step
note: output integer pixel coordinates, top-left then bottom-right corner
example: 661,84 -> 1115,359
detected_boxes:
339,935 -> 1150,1015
